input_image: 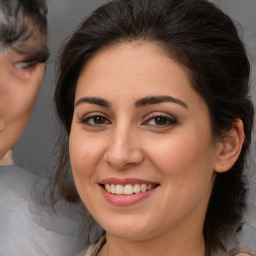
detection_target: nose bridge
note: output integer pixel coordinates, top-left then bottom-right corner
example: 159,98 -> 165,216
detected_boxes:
104,120 -> 143,169
113,121 -> 132,149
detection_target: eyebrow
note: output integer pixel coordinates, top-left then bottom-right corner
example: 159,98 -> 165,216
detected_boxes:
14,45 -> 49,63
135,96 -> 188,109
75,95 -> 188,109
25,46 -> 49,63
75,97 -> 111,108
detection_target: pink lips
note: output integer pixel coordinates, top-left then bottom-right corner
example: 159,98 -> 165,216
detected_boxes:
99,178 -> 158,206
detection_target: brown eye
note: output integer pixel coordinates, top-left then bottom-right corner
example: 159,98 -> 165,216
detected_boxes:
93,116 -> 106,124
154,117 -> 168,125
82,115 -> 110,126
143,114 -> 177,128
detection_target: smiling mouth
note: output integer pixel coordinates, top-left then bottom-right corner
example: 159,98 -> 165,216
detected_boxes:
102,183 -> 159,195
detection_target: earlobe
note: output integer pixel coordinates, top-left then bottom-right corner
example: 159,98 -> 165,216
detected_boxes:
214,119 -> 245,173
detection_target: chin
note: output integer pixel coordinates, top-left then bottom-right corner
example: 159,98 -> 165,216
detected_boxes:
102,218 -> 156,241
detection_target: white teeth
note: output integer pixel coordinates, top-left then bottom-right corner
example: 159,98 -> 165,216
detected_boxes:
105,184 -> 111,192
133,184 -> 141,194
116,184 -> 124,195
104,183 -> 156,195
111,184 -> 116,194
141,184 -> 147,192
124,184 -> 133,195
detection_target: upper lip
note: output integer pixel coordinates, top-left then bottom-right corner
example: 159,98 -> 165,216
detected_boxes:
99,177 -> 159,186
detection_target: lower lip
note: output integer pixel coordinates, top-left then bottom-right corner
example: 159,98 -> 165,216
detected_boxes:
100,186 -> 157,206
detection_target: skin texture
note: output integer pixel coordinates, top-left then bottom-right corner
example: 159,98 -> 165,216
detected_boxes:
0,27 -> 47,159
69,42 -> 244,256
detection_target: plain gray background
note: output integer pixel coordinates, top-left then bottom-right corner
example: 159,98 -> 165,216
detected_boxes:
13,0 -> 256,177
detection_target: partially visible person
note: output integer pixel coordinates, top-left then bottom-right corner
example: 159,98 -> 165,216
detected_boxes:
51,0 -> 255,255
0,0 -> 86,255
0,0 -> 48,160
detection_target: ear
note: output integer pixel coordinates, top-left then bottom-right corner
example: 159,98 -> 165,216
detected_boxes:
214,119 -> 245,173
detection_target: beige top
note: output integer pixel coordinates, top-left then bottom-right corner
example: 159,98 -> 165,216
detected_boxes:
0,150 -> 15,166
80,237 -> 256,256
227,246 -> 256,256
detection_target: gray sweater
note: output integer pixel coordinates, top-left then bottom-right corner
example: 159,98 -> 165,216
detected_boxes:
0,165 -> 87,256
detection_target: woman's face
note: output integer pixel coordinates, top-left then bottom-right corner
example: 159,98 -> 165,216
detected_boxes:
0,28 -> 48,159
69,42 -> 223,241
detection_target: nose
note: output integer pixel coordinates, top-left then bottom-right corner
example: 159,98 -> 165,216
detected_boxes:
103,127 -> 144,170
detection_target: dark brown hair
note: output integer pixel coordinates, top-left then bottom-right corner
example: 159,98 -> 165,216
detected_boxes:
51,0 -> 254,253
0,0 -> 48,50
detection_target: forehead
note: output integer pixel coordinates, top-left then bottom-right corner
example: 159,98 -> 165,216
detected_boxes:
11,22 -> 47,55
79,42 -> 190,85
76,42 -> 195,101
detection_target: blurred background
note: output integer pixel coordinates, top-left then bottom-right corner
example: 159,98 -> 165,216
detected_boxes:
13,0 -> 256,177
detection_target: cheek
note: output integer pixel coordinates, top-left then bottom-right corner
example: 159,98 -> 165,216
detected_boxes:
0,66 -> 45,156
147,136 -> 195,169
34,64 -> 45,86
69,130 -> 104,207
69,129 -> 103,178
146,129 -> 215,180
13,62 -> 45,84
146,133 -> 215,218
1,66 -> 44,120
23,64 -> 45,106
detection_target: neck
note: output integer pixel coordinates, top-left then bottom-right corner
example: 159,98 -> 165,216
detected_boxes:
99,230 -> 206,256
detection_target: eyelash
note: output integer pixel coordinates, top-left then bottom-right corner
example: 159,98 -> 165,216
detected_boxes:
13,61 -> 39,69
142,114 -> 177,128
81,113 -> 177,129
81,114 -> 111,127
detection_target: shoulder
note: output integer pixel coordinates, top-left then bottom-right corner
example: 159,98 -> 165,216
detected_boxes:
224,179 -> 256,253
0,166 -> 42,254
79,236 -> 106,256
78,244 -> 97,256
0,165 -> 47,210
0,165 -> 39,202
0,165 -> 39,185
227,246 -> 256,256
0,165 -> 87,256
